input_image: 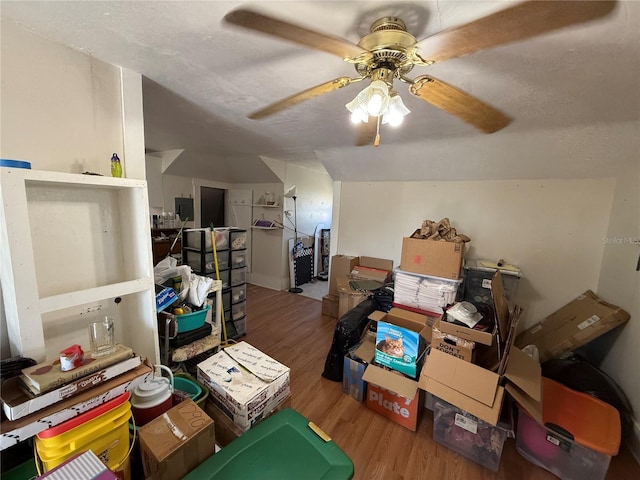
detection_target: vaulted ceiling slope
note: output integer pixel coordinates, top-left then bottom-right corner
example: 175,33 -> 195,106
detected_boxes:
2,1 -> 639,183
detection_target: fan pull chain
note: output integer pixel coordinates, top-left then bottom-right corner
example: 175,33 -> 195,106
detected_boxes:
374,115 -> 381,147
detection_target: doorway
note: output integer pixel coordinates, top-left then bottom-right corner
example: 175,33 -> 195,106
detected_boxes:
201,187 -> 225,228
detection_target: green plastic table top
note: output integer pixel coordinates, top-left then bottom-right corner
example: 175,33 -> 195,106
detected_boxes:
183,408 -> 354,480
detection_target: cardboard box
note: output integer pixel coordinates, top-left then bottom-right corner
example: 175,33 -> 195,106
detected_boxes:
434,315 -> 495,347
342,355 -> 367,402
204,395 -> 292,447
515,290 -> 630,363
432,328 -> 475,362
337,277 -> 369,319
139,399 -> 215,480
197,341 -> 290,431
321,293 -> 339,318
374,321 -> 426,378
0,363 -> 151,450
367,383 -> 424,431
419,274 -> 540,426
401,237 -> 465,279
353,308 -> 431,431
329,255 -> 360,296
329,255 -> 394,296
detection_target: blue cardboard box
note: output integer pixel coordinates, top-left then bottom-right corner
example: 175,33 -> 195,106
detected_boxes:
374,320 -> 425,378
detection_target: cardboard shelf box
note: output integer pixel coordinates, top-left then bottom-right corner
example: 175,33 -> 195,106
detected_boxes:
515,290 -> 630,363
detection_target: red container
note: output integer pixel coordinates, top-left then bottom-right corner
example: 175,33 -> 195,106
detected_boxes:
130,365 -> 174,427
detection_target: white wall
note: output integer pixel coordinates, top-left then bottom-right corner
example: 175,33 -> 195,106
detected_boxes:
0,20 -> 145,358
335,178 -> 616,326
0,20 -> 124,175
596,160 -> 640,458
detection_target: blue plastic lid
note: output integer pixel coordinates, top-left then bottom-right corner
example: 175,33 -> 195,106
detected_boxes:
0,159 -> 31,169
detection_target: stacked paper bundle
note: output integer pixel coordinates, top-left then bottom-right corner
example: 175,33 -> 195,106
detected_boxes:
394,269 -> 460,314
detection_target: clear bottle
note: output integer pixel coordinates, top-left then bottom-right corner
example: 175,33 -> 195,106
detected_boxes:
110,153 -> 123,178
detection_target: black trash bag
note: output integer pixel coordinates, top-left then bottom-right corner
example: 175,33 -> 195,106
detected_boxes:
322,298 -> 377,382
373,285 -> 394,312
542,353 -> 634,440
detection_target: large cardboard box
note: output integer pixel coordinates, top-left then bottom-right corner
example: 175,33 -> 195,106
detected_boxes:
515,290 -> 630,363
419,274 -> 541,427
329,255 -> 360,295
329,255 -> 394,296
401,237 -> 465,279
197,341 -> 290,431
139,398 -> 215,480
354,308 -> 432,431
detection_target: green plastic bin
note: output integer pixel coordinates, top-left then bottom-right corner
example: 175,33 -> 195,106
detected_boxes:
183,408 -> 354,480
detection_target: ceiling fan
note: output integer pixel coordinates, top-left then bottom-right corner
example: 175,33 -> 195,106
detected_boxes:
223,1 -> 616,146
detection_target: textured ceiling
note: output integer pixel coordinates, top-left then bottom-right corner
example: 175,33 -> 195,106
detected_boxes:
1,1 -> 638,183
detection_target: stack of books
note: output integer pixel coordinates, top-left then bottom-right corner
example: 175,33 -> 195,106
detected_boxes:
1,344 -> 141,421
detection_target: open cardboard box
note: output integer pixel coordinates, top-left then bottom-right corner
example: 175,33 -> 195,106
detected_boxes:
419,272 -> 542,426
353,308 -> 431,431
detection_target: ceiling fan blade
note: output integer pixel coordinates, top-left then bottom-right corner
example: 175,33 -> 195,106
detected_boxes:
416,1 -> 617,64
355,117 -> 379,146
224,8 -> 371,61
249,77 -> 359,120
410,75 -> 511,133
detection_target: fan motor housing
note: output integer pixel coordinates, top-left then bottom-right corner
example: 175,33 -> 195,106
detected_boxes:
356,16 -> 418,77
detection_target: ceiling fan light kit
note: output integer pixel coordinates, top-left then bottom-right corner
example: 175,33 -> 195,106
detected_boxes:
224,1 -> 618,145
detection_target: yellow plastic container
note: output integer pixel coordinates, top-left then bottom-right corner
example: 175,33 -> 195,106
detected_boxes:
35,392 -> 132,475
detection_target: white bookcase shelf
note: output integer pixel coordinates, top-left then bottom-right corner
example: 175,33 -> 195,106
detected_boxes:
0,168 -> 160,364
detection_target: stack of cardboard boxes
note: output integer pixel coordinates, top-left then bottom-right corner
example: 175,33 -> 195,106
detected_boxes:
336,232 -> 630,472
322,255 -> 393,319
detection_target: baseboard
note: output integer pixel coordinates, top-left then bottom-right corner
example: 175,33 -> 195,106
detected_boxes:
628,419 -> 640,464
246,273 -> 281,291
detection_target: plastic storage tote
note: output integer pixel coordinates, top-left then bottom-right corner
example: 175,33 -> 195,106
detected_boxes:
393,268 -> 463,315
515,377 -> 621,480
462,259 -> 521,306
182,408 -> 353,480
231,285 -> 246,304
433,397 -> 509,471
35,392 -> 132,474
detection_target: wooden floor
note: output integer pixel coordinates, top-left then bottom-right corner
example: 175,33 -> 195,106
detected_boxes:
243,284 -> 640,480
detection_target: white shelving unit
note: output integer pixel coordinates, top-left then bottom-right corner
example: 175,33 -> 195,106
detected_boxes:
0,168 -> 160,364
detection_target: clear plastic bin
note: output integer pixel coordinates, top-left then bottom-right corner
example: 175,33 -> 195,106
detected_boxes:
205,250 -> 229,271
462,259 -> 522,305
231,249 -> 247,268
185,250 -> 214,273
433,397 -> 508,472
231,285 -> 246,304
232,301 -> 246,321
212,228 -> 230,251
229,229 -> 247,250
230,267 -> 246,287
184,228 -> 212,250
515,377 -> 620,480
